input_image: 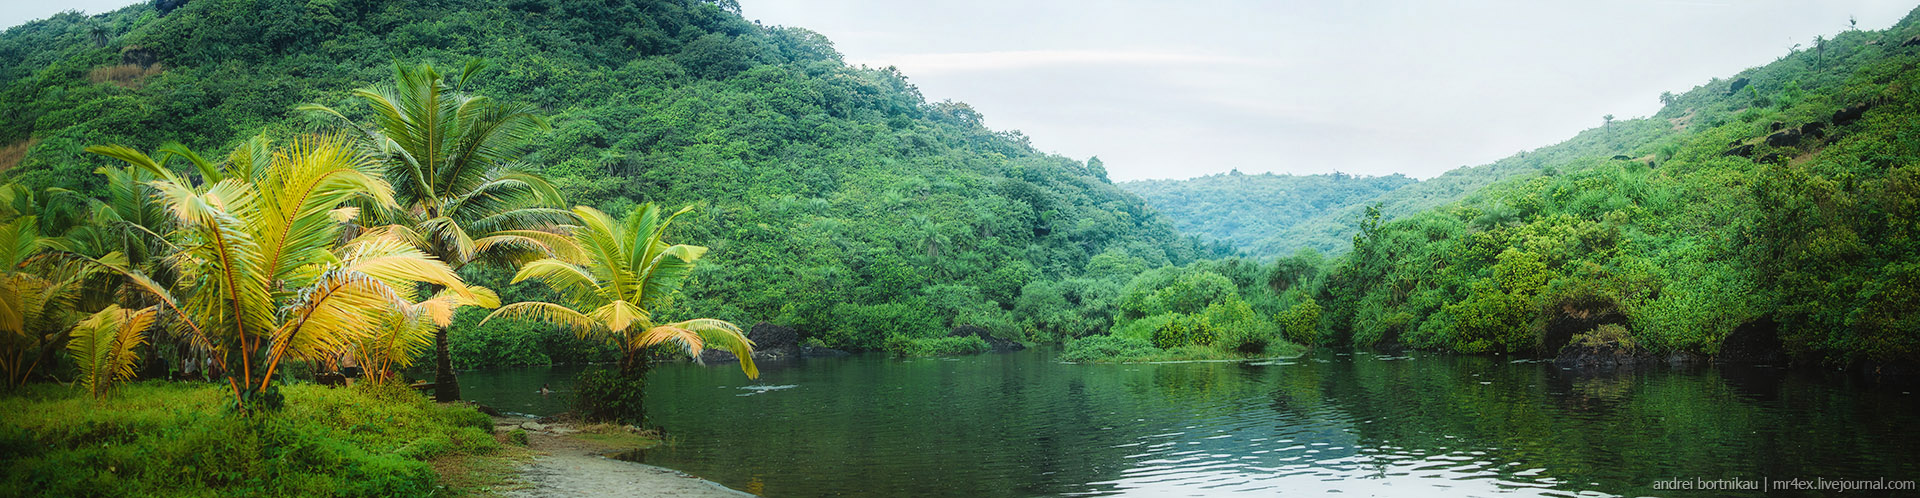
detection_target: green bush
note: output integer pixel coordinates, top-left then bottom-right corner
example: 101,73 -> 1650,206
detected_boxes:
508,428 -> 530,446
1150,313 -> 1216,349
1060,335 -> 1158,363
1278,298 -> 1323,346
572,369 -> 647,425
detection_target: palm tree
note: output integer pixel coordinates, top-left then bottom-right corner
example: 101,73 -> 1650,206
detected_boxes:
87,135 -> 496,410
485,203 -> 756,381
0,184 -> 110,389
302,60 -> 575,401
0,205 -> 83,388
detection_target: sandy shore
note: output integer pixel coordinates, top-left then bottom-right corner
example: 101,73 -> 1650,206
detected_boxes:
494,417 -> 753,498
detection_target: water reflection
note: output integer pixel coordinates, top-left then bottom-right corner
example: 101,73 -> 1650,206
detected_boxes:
459,350 -> 1920,497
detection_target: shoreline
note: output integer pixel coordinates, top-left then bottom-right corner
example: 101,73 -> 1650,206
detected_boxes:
489,415 -> 754,498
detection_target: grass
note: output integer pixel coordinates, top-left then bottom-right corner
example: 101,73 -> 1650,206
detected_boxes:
568,423 -> 664,451
0,380 -> 505,497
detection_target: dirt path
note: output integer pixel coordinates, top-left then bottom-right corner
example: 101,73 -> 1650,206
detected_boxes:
495,417 -> 753,498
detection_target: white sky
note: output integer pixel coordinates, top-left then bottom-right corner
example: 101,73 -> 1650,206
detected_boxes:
741,0 -> 1915,180
4,1 -> 1914,181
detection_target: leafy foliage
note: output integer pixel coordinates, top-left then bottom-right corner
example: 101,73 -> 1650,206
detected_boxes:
486,203 -> 757,380
64,305 -> 152,398
88,135 -> 497,410
0,381 -> 497,496
0,0 -> 1212,355
1318,12 -> 1920,365
1121,171 -> 1415,257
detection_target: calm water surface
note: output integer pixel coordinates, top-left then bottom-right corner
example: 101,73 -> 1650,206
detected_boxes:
459,350 -> 1919,497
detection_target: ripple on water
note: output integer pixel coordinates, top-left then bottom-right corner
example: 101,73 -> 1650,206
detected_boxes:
733,384 -> 798,397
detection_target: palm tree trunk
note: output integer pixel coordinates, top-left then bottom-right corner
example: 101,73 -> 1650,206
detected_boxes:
434,326 -> 460,401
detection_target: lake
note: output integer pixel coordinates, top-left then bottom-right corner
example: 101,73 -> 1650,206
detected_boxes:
457,350 -> 1919,497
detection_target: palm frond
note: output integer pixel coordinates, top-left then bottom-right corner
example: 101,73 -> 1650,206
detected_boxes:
509,258 -> 605,306
483,301 -> 599,339
67,305 -> 155,398
640,318 -> 757,379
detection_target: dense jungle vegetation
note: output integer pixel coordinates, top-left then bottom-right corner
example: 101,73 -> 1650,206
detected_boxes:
1120,171 -> 1414,258
5,0 -> 1915,495
0,0 -> 1914,380
1314,12 -> 1920,366
0,0 -> 1231,364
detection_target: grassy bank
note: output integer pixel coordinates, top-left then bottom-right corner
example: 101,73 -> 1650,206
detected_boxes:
0,381 -> 507,497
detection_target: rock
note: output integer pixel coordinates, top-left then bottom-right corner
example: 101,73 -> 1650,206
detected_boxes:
1727,77 -> 1750,95
949,325 -> 1026,352
473,403 -> 502,417
1832,102 -> 1874,125
521,421 -> 549,432
1722,143 -> 1755,158
700,322 -> 801,363
1799,121 -> 1826,139
1768,121 -> 1785,132
1554,324 -> 1659,370
1540,299 -> 1627,355
120,47 -> 158,68
1765,128 -> 1802,147
1758,152 -> 1787,164
1904,34 -> 1920,47
1610,155 -> 1631,160
1717,318 -> 1787,364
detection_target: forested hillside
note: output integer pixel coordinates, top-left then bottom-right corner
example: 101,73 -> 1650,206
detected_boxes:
1122,107 -> 1686,259
1321,9 -> 1920,366
0,0 -> 1223,357
1120,171 -> 1414,258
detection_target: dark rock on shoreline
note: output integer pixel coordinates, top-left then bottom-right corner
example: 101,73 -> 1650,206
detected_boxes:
1717,318 -> 1787,365
1540,300 -> 1627,355
950,325 -> 1026,352
1553,323 -> 1701,369
699,322 -> 849,363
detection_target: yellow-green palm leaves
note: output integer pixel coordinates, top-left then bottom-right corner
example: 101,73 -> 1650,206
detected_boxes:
88,135 -> 496,409
486,204 -> 756,378
300,60 -> 574,268
0,188 -> 96,389
302,60 -> 574,401
66,305 -> 154,398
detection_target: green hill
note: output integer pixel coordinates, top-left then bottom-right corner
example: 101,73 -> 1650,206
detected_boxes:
0,0 -> 1221,353
1119,107 -> 1686,260
1320,7 -> 1920,366
1119,171 -> 1414,258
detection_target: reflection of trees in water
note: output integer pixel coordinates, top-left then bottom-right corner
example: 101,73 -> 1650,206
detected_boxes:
628,351 -> 1918,497
1306,352 -> 1920,497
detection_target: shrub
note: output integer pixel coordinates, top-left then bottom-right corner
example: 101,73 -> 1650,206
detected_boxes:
573,370 -> 647,425
1278,298 -> 1323,346
1060,335 -> 1158,363
508,429 -> 530,446
1150,313 -> 1215,349
886,335 -> 990,357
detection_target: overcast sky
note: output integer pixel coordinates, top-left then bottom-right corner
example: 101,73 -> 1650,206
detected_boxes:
5,1 -> 1914,181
